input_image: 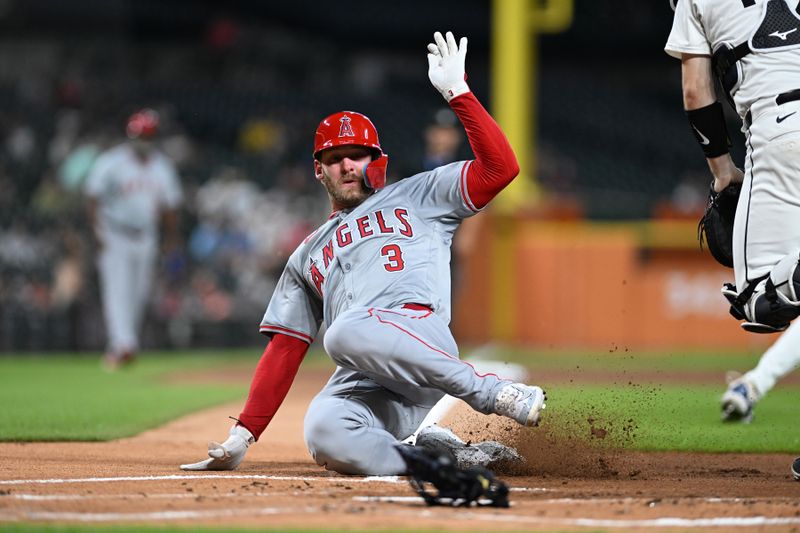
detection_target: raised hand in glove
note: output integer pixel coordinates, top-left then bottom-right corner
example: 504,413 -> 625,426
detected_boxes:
427,31 -> 470,102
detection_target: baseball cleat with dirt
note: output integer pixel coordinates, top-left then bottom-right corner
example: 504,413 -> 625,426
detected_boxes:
720,372 -> 758,424
415,425 -> 523,470
493,383 -> 546,427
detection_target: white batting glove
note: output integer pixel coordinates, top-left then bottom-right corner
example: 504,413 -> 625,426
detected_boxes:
427,31 -> 470,102
180,424 -> 254,471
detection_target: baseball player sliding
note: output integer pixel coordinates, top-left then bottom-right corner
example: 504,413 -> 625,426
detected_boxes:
181,31 -> 546,475
666,0 -> 800,472
85,109 -> 182,369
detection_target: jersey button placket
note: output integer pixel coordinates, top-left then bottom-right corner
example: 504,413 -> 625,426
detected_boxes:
345,262 -> 353,302
339,256 -> 355,308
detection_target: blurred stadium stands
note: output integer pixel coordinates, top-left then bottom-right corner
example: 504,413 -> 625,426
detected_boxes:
0,1 -> 744,351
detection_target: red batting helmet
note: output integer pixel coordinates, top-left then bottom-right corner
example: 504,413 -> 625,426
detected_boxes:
313,111 -> 388,189
126,108 -> 160,139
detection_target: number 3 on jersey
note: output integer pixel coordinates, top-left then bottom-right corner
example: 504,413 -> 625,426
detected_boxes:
381,244 -> 405,272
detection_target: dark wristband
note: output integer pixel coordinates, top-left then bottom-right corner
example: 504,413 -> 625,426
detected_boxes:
685,101 -> 731,158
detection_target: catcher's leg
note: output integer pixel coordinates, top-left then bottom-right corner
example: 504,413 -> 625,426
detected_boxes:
727,255 -> 800,333
720,319 -> 800,421
743,319 -> 800,395
303,368 -> 436,475
731,110 -> 800,332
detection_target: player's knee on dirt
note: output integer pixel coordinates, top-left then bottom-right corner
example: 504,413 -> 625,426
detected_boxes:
304,408 -> 401,475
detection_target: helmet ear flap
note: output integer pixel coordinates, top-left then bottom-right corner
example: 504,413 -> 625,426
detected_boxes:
363,154 -> 388,190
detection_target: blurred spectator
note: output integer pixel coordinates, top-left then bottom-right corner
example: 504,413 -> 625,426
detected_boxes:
419,108 -> 476,314
238,118 -> 286,157
5,120 -> 37,165
653,171 -> 708,219
669,173 -> 708,216
49,227 -> 88,349
422,108 -> 463,171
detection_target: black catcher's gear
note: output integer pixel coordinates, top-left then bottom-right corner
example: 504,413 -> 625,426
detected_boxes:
698,182 -> 740,268
395,444 -> 510,508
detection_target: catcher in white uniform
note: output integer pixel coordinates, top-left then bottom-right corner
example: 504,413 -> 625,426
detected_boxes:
85,109 -> 182,369
181,31 -> 546,476
666,0 -> 800,424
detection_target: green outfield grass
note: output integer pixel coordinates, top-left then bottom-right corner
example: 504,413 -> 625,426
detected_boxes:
0,348 -> 797,452
0,350 -> 258,441
548,384 -> 799,453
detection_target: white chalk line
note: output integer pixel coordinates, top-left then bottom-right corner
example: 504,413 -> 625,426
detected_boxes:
354,495 -> 427,503
5,491 -> 784,507
2,504 -> 800,528
0,473 -> 402,486
474,515 -> 800,528
7,491 -> 281,501
3,487 -> 545,502
0,474 -> 796,528
0,507 -> 315,522
352,495 -> 799,506
0,473 -> 553,490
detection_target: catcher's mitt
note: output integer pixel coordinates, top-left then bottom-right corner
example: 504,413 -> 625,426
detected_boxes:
395,444 -> 510,508
698,182 -> 741,268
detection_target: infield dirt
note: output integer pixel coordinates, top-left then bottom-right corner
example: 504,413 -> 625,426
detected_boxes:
1,368 -> 799,531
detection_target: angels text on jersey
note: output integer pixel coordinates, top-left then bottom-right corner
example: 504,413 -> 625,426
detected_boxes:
306,207 -> 415,296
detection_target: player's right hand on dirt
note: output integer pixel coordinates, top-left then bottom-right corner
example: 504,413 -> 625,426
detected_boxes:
427,31 -> 470,102
180,425 -> 254,471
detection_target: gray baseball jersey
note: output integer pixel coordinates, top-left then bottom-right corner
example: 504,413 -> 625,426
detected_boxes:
85,143 -> 183,236
259,160 -> 478,341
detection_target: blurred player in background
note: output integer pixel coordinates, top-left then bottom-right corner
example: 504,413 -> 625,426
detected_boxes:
84,108 -> 183,369
665,0 -> 800,425
181,31 -> 546,475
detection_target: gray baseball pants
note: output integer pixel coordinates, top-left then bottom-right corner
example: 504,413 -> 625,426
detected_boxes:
304,305 -> 508,475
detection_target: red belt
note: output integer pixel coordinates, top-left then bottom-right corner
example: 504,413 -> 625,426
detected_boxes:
402,303 -> 433,312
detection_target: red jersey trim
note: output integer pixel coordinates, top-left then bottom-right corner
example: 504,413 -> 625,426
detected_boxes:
459,160 -> 479,213
258,325 -> 314,344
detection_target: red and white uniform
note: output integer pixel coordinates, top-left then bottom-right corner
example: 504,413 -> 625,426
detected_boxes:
236,92 -> 520,475
84,143 -> 182,355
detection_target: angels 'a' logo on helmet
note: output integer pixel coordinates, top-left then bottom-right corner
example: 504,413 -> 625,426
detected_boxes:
338,115 -> 356,138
